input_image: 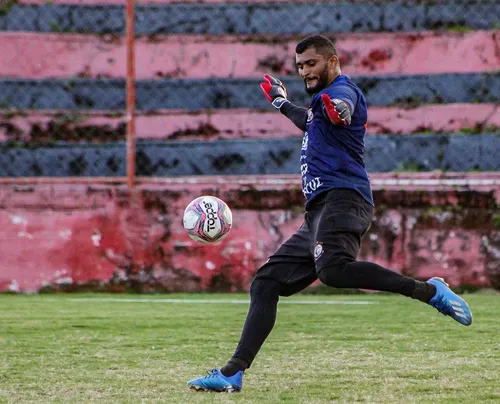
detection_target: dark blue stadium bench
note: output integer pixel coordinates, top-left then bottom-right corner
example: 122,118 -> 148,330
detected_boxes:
1,134 -> 499,177
0,73 -> 498,110
0,1 -> 498,34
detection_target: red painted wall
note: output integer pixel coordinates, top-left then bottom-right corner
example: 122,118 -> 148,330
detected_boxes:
1,173 -> 499,293
1,31 -> 498,79
1,6 -> 499,294
2,104 -> 499,143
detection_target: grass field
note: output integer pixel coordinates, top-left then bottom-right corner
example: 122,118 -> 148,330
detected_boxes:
1,293 -> 499,403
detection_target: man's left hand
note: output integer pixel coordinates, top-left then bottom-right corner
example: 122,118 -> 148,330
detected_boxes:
321,94 -> 352,125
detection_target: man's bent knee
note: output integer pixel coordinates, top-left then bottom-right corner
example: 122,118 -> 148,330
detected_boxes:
250,278 -> 282,301
316,259 -> 351,288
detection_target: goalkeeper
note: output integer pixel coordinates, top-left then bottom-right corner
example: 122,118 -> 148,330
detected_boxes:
187,35 -> 472,393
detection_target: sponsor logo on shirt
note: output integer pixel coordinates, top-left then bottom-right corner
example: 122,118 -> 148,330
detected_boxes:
302,176 -> 323,196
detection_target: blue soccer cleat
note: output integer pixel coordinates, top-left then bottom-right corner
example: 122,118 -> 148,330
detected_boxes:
427,277 -> 472,326
187,369 -> 243,393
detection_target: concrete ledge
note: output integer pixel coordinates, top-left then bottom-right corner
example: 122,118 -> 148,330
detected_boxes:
3,171 -> 500,194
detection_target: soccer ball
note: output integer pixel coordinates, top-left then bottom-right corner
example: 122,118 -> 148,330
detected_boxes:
182,195 -> 233,244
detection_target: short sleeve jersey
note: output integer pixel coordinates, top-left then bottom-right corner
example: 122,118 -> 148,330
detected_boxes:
300,74 -> 374,208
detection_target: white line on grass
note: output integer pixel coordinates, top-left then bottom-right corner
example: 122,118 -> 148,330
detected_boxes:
59,298 -> 376,305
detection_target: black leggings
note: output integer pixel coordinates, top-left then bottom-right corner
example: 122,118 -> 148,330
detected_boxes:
230,190 -> 432,368
232,261 -> 421,368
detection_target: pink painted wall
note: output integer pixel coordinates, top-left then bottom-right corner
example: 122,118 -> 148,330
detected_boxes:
2,4 -> 499,295
2,104 -> 499,142
1,173 -> 499,293
1,31 -> 498,79
2,31 -> 498,137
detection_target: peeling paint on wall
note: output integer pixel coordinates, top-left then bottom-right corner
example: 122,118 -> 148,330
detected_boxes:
0,175 -> 498,293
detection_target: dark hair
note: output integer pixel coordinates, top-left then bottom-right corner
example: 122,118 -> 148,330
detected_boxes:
295,35 -> 338,58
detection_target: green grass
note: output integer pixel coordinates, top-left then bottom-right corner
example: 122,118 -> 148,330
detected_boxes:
1,293 -> 499,403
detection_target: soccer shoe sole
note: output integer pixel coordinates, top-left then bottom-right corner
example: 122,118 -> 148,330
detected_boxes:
429,277 -> 472,326
189,384 -> 240,393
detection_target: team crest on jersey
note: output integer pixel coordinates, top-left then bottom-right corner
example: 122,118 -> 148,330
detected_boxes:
313,242 -> 324,260
306,108 -> 314,123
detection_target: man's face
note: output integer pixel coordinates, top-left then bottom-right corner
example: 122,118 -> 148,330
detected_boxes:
295,47 -> 335,95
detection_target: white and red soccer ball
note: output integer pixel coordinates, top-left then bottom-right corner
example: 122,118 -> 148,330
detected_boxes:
182,195 -> 233,244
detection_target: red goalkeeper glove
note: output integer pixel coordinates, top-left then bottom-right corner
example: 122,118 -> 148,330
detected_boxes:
260,74 -> 289,109
321,94 -> 352,125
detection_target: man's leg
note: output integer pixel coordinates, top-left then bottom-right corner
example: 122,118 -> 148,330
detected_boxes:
319,258 -> 436,302
314,189 -> 472,325
221,277 -> 281,376
188,219 -> 317,392
222,267 -> 316,377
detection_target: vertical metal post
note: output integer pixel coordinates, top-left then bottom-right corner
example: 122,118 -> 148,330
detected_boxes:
125,0 -> 136,188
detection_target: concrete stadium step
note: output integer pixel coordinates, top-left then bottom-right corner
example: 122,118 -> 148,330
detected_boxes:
1,31 -> 498,79
0,73 -> 498,110
1,104 -> 499,142
0,134 -> 498,177
3,172 -> 500,200
2,1 -> 499,34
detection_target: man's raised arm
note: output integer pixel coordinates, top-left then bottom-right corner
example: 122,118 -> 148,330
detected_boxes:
260,74 -> 308,131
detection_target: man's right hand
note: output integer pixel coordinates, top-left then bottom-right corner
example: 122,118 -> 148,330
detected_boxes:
260,75 -> 289,110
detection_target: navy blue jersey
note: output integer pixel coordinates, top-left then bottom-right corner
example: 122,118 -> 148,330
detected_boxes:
300,74 -> 374,208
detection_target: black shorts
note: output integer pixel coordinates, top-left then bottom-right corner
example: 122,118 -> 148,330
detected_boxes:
254,188 -> 374,296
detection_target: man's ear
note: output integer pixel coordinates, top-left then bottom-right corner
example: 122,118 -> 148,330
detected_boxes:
329,55 -> 339,69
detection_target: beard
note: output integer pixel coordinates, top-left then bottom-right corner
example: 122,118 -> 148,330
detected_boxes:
304,64 -> 331,95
